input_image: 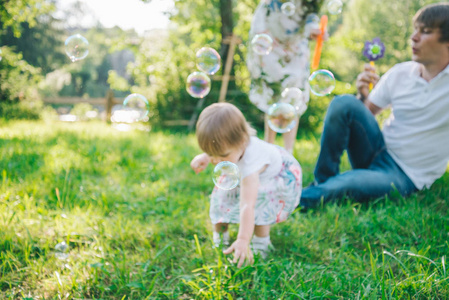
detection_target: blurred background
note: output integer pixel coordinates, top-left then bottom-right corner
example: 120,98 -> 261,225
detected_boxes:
0,0 -> 442,134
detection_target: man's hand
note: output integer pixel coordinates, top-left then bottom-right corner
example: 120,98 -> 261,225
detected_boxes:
356,63 -> 380,101
309,27 -> 329,41
190,153 -> 210,174
223,238 -> 253,268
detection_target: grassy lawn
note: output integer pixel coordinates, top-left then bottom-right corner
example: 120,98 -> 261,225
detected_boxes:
0,120 -> 448,299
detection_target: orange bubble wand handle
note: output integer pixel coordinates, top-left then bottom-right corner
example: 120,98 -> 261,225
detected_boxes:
369,61 -> 375,90
311,15 -> 328,70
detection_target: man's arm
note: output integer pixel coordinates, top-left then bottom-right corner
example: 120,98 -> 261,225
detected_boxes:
365,100 -> 383,115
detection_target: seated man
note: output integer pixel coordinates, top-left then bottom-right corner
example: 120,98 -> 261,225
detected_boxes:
300,2 -> 449,208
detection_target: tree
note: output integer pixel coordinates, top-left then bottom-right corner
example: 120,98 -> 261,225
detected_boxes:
0,0 -> 55,104
323,0 -> 442,83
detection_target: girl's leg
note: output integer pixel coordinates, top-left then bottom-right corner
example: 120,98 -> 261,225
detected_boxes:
214,223 -> 228,233
252,225 -> 272,258
254,225 -> 270,237
282,116 -> 299,154
213,223 -> 230,247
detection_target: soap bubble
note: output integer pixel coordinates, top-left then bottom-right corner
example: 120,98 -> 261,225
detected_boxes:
55,241 -> 69,260
327,0 -> 343,15
122,93 -> 150,122
0,48 -> 2,61
55,241 -> 68,252
251,33 -> 273,55
196,47 -> 221,75
281,2 -> 296,16
65,34 -> 89,62
305,13 -> 320,25
267,102 -> 297,133
213,161 -> 240,190
186,71 -> 211,98
281,87 -> 307,115
308,69 -> 336,96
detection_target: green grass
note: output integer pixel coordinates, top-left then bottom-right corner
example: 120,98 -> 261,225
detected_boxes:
0,120 -> 448,299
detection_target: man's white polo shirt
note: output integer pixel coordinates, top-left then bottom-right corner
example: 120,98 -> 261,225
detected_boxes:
369,61 -> 449,190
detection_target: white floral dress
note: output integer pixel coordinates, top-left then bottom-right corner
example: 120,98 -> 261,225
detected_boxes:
247,0 -> 323,113
210,137 -> 302,225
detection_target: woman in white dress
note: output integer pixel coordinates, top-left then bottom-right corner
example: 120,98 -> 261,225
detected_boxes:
247,0 -> 325,153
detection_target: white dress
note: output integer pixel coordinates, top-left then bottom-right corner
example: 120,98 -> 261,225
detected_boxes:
209,137 -> 302,225
247,0 -> 323,113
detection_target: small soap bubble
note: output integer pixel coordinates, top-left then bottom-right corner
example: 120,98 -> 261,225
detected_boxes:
281,2 -> 296,16
281,87 -> 307,115
65,34 -> 89,62
55,241 -> 69,260
308,69 -> 336,96
122,93 -> 150,122
267,102 -> 297,133
251,33 -> 273,55
213,161 -> 240,190
327,0 -> 343,15
196,47 -> 221,75
305,13 -> 320,25
186,71 -> 211,98
55,241 -> 68,253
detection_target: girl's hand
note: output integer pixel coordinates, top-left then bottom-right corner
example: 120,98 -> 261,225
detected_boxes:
190,153 -> 210,174
223,238 -> 254,268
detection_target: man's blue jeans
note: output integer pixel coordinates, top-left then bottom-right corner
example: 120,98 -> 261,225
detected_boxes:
300,95 -> 417,208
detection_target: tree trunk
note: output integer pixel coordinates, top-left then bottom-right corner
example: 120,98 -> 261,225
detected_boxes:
219,0 -> 234,76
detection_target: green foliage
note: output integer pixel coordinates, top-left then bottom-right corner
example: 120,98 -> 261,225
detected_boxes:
0,100 -> 42,120
1,5 -> 66,74
110,0 -> 265,128
70,103 -> 98,121
0,121 -> 448,298
0,47 -> 42,103
59,27 -> 139,99
324,0 -> 443,83
0,0 -> 54,38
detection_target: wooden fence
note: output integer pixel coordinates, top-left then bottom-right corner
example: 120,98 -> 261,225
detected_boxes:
43,91 -> 121,122
43,91 -> 191,127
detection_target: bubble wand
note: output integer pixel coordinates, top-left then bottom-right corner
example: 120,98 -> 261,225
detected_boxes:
311,15 -> 328,70
363,37 -> 385,90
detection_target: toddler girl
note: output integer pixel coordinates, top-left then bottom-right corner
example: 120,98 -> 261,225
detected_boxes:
190,103 -> 302,267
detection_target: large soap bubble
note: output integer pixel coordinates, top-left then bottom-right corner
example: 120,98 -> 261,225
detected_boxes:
122,93 -> 150,122
213,161 -> 240,190
186,72 -> 211,98
327,0 -> 343,15
196,47 -> 221,75
65,34 -> 89,62
308,69 -> 336,96
281,87 -> 307,115
267,102 -> 297,133
251,33 -> 273,55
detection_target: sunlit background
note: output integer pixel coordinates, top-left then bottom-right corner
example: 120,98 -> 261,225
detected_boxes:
56,0 -> 174,35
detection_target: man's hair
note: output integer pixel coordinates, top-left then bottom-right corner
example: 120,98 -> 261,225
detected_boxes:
196,103 -> 254,156
414,2 -> 449,42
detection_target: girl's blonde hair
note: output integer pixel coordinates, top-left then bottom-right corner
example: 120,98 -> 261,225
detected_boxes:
196,103 -> 255,156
